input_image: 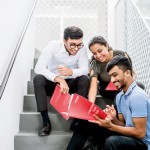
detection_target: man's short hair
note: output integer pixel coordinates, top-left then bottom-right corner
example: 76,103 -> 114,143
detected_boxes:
64,26 -> 83,40
106,55 -> 132,75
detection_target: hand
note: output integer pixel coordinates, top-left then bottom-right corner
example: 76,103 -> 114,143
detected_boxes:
59,80 -> 69,94
54,76 -> 69,94
89,114 -> 112,129
104,105 -> 116,120
58,65 -> 73,76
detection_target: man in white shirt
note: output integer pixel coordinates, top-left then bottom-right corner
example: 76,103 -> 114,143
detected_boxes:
34,26 -> 90,136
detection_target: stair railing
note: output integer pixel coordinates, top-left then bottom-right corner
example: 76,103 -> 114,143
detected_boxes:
0,0 -> 38,100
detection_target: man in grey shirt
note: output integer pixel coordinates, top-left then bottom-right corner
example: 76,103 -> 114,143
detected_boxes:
34,26 -> 90,136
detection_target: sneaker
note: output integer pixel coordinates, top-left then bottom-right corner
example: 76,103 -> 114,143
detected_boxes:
38,124 -> 51,136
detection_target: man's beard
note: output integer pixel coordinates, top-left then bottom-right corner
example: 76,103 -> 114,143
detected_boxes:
114,80 -> 125,90
119,79 -> 126,89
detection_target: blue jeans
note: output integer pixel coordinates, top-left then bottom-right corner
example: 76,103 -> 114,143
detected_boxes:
66,120 -> 147,150
102,135 -> 147,150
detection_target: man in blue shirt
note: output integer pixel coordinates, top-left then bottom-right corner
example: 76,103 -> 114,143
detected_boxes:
89,55 -> 150,150
34,26 -> 90,136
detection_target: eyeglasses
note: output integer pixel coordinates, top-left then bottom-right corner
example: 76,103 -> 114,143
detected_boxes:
69,43 -> 84,49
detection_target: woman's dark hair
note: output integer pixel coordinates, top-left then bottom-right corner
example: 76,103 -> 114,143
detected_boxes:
88,36 -> 112,50
64,26 -> 83,40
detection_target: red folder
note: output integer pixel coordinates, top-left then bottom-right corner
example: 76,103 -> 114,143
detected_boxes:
106,82 -> 118,91
49,85 -> 70,120
50,85 -> 107,120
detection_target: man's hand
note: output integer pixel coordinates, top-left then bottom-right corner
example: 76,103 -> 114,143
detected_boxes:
58,65 -> 73,76
104,105 -> 117,121
88,105 -> 118,129
54,76 -> 69,94
89,114 -> 112,129
104,105 -> 125,126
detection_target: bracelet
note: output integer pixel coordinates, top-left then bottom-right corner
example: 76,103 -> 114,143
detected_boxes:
90,75 -> 97,80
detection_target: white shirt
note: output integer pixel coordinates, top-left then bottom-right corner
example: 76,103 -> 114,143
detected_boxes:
34,41 -> 89,82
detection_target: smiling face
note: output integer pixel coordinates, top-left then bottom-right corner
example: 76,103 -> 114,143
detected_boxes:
108,65 -> 130,90
90,43 -> 111,62
64,38 -> 83,55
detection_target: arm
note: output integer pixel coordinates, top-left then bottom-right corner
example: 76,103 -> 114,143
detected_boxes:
88,69 -> 98,103
105,105 -> 125,126
56,47 -> 88,78
34,43 -> 58,82
112,113 -> 125,126
90,92 -> 148,139
35,43 -> 70,93
112,92 -> 148,138
90,114 -> 146,139
109,117 -> 146,139
57,65 -> 73,76
54,76 -> 69,94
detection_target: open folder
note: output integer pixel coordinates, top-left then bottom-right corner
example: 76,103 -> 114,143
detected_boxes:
50,85 -> 107,120
106,82 -> 118,91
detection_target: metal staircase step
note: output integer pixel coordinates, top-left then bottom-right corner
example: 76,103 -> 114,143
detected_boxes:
14,131 -> 72,150
27,81 -> 34,94
19,112 -> 72,132
31,69 -> 36,81
23,95 -> 56,112
33,58 -> 38,68
34,49 -> 41,59
23,94 -> 112,112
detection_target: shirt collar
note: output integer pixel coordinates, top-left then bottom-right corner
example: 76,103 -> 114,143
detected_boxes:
120,81 -> 137,96
61,42 -> 69,54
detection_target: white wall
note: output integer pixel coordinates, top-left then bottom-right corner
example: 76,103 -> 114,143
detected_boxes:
0,0 -> 35,83
133,0 -> 140,3
34,0 -> 107,60
0,0 -> 35,150
107,0 -> 119,48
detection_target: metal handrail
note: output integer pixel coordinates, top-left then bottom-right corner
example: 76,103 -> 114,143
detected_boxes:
0,0 -> 38,100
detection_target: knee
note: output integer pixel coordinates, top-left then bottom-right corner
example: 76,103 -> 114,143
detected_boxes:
79,75 -> 90,86
33,74 -> 46,86
103,136 -> 119,149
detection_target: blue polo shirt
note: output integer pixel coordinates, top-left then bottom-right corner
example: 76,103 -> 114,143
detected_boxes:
116,81 -> 150,146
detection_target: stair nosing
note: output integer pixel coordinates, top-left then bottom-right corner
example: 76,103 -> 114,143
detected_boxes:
16,131 -> 73,136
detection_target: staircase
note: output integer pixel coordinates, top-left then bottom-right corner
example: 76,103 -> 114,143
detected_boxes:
137,0 -> 150,26
14,49 -> 112,150
14,52 -> 73,150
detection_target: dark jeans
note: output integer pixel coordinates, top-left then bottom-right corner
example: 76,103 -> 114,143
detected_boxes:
66,120 -> 147,150
33,74 -> 90,112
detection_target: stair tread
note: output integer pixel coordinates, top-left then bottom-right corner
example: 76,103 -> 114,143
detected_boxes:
21,111 -> 58,114
16,131 -> 72,136
15,131 -> 73,150
24,93 -> 102,97
25,94 -> 35,96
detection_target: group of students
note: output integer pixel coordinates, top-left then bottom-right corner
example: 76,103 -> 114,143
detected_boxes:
34,26 -> 150,150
